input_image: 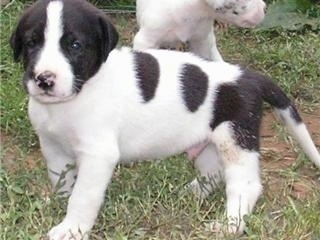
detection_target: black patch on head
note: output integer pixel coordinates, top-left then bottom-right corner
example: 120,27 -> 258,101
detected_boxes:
10,0 -> 49,90
180,64 -> 208,112
133,51 -> 160,102
10,0 -> 119,93
60,0 -> 118,92
10,0 -> 48,65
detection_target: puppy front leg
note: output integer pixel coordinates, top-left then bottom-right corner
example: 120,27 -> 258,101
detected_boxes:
48,141 -> 120,240
40,136 -> 77,196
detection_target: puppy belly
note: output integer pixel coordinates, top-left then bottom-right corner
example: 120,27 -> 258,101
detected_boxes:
186,141 -> 209,161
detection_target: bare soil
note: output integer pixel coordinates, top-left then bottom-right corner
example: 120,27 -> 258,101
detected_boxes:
260,107 -> 320,200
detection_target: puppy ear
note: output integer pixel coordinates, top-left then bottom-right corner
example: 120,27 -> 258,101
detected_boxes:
10,26 -> 23,62
98,16 -> 119,61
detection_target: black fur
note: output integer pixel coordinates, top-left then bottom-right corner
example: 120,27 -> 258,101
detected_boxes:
10,0 -> 119,93
134,51 -> 160,102
289,106 -> 302,123
210,69 -> 300,151
210,80 -> 262,151
180,64 -> 208,112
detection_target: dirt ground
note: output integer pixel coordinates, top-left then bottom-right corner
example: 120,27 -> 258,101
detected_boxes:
260,107 -> 320,200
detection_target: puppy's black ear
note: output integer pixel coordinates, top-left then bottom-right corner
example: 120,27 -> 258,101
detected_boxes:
10,26 -> 23,62
98,16 -> 119,61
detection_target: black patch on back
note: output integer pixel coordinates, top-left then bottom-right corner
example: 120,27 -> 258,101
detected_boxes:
134,51 -> 160,102
210,72 -> 263,151
180,64 -> 208,112
243,70 -> 302,124
210,69 -> 304,151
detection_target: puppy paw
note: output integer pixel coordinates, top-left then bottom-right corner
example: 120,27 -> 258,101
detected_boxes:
206,220 -> 245,236
48,221 -> 90,240
186,178 -> 211,198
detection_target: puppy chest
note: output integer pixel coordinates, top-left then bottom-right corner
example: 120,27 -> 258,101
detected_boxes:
29,104 -> 80,148
38,120 -> 79,148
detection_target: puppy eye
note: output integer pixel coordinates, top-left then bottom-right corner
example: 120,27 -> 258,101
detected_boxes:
232,10 -> 239,15
70,41 -> 81,50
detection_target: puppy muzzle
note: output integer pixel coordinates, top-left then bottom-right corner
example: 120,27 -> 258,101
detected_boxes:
35,71 -> 56,91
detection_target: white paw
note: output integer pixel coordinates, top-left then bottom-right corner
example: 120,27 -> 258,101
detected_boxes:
48,221 -> 90,240
206,219 -> 245,235
186,178 -> 211,198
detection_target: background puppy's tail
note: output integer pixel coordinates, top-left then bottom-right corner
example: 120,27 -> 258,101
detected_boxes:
255,72 -> 320,167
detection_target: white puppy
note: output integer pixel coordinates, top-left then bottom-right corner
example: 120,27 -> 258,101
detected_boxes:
11,0 -> 319,239
134,0 -> 266,61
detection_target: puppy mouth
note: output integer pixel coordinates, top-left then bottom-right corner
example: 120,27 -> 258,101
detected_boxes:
29,88 -> 77,104
25,74 -> 80,103
32,92 -> 77,103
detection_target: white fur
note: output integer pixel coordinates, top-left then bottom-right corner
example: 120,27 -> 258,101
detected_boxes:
20,2 -> 319,239
276,108 -> 320,167
210,122 -> 262,233
188,143 -> 224,197
31,47 -> 319,240
133,0 -> 266,60
30,1 -> 75,103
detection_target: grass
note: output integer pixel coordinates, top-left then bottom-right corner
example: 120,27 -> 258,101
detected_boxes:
1,1 -> 320,240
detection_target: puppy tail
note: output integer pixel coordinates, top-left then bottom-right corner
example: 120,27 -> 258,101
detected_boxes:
257,73 -> 320,167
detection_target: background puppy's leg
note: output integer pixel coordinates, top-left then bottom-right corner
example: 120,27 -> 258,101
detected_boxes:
210,122 -> 262,234
188,143 -> 224,198
189,26 -> 223,61
133,28 -> 161,50
48,138 -> 120,240
40,136 -> 77,196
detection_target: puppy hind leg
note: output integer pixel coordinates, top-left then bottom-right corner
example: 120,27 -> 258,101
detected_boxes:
188,143 -> 224,198
210,122 -> 262,234
222,151 -> 262,233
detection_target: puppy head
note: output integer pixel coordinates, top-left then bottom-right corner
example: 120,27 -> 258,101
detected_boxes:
205,0 -> 266,27
10,0 -> 118,103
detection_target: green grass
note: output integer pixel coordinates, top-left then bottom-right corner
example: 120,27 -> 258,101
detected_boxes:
1,1 -> 320,240
1,0 -> 37,149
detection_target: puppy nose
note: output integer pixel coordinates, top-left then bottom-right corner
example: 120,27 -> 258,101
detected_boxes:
35,71 -> 56,90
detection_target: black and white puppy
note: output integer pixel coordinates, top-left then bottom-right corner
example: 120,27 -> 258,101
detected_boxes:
11,0 -> 320,239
